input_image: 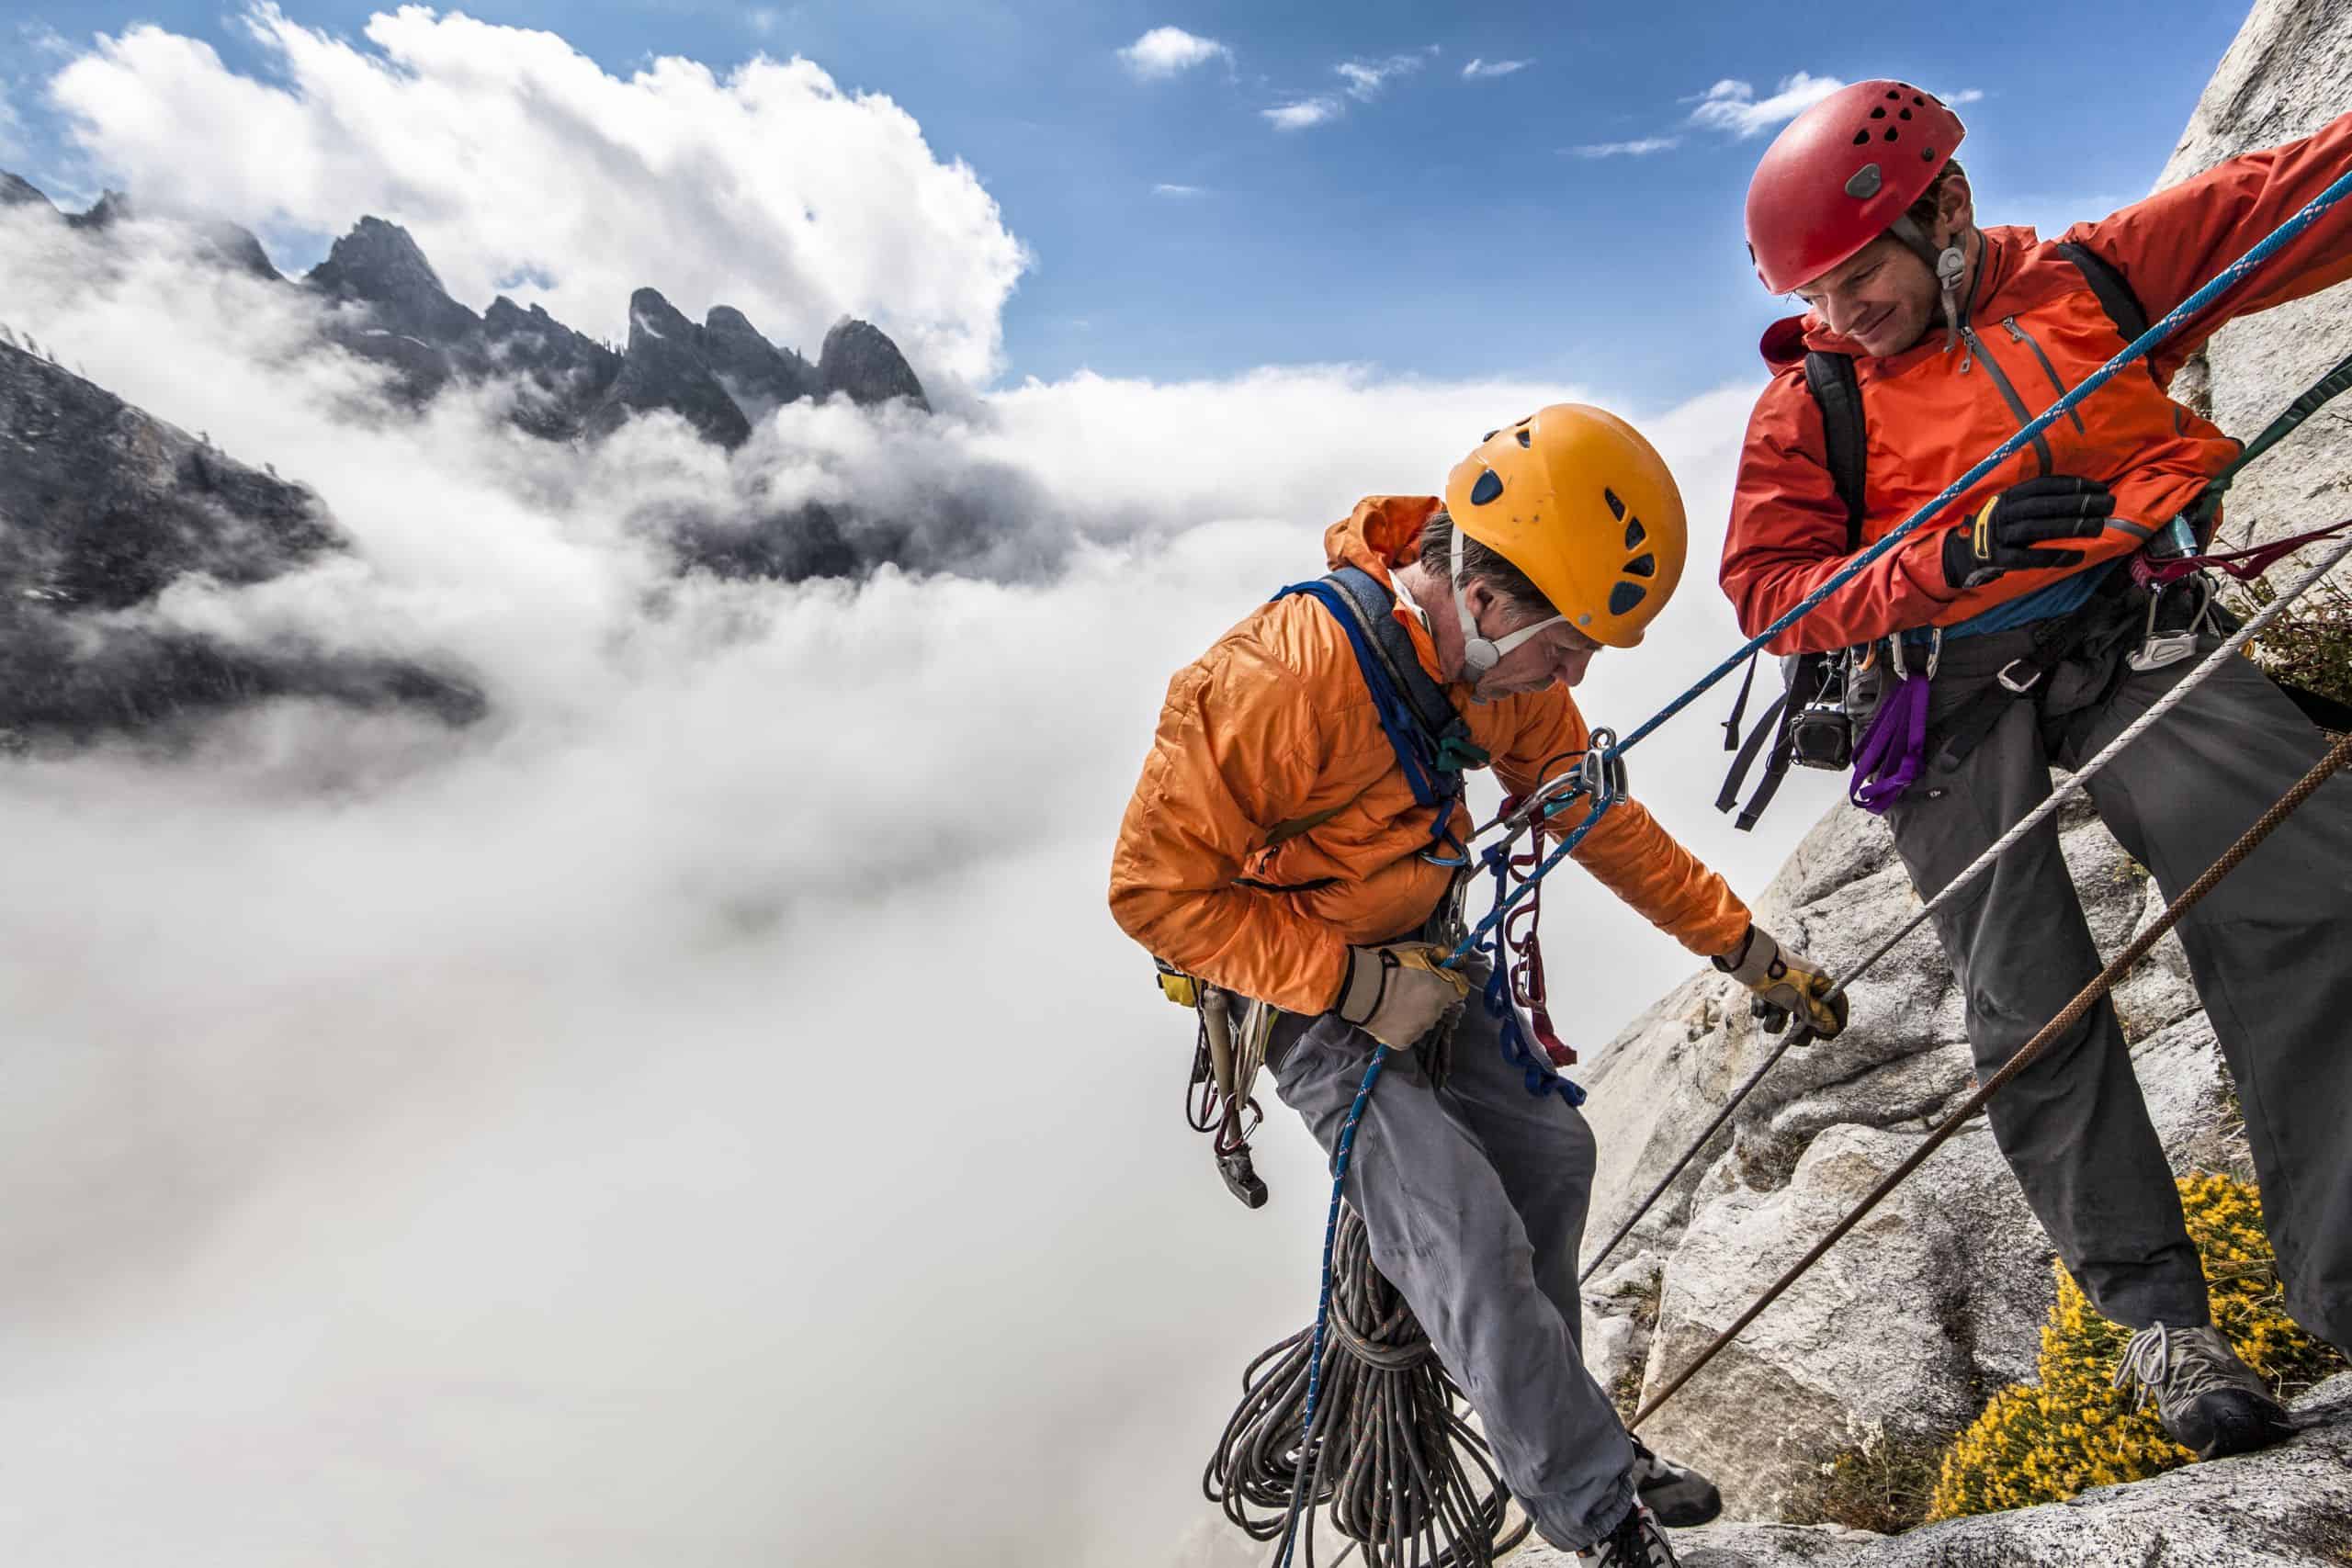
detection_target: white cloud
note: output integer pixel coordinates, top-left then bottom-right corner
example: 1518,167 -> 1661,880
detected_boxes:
45,6 -> 1029,385
0,82 -> 21,163
1948,88 -> 1984,106
1566,136 -> 1682,159
1336,51 -> 1430,102
1687,71 -> 1846,138
1262,96 -> 1341,131
1462,57 -> 1532,81
19,20 -> 74,57
0,43 -> 1808,1566
1117,25 -> 1230,80
1151,182 -> 1205,197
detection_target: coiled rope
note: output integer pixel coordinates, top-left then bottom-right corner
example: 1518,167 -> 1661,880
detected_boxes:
1207,1203 -> 1530,1567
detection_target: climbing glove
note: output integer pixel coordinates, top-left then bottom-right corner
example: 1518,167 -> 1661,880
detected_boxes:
1336,942 -> 1472,1051
1939,475 -> 2116,591
1713,924 -> 1848,1040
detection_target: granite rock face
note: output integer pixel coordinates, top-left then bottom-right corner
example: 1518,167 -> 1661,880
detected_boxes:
2156,0 -> 2352,553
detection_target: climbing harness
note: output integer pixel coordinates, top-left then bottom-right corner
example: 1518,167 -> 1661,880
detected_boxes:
1225,164 -> 2352,1562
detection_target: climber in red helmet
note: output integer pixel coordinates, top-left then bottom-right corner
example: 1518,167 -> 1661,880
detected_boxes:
1720,80 -> 2352,1461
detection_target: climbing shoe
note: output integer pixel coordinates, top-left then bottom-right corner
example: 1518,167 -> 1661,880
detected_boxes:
1576,1501 -> 1678,1567
1630,1439 -> 1722,1528
2112,1322 -> 2294,1460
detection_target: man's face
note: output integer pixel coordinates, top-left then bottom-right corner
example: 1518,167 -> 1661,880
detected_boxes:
1464,582 -> 1602,701
1794,234 -> 1938,358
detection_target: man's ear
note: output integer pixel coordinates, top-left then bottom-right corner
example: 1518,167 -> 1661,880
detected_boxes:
1938,171 -> 1975,244
1461,576 -> 1494,625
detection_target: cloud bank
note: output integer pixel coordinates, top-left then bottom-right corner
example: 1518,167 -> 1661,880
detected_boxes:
0,15 -> 1815,1564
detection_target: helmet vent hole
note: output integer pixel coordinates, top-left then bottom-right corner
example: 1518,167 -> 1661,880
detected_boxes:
1516,428 -> 1532,448
1609,582 -> 1647,616
1883,128 -> 1899,142
1885,88 -> 1901,99
1624,553 -> 1657,579
1602,488 -> 1626,521
1870,107 -> 1887,119
1923,147 -> 1937,161
1914,95 -> 1928,106
1470,468 -> 1504,506
1623,518 -> 1646,549
1899,107 -> 1913,120
1483,428 -> 1499,442
1852,130 -> 1871,146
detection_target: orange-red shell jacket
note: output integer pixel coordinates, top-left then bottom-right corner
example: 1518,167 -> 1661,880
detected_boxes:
1108,495 -> 1752,1016
1723,109 -> 2352,653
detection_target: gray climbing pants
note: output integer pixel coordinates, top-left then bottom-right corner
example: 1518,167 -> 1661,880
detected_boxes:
1884,617 -> 2352,1349
1269,980 -> 1634,1551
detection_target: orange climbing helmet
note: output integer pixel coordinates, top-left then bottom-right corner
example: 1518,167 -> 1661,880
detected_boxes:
1442,403 -> 1687,650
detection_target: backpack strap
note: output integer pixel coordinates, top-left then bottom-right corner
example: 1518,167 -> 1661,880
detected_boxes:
1323,565 -> 1488,774
1272,567 -> 1487,857
1803,350 -> 1868,550
2055,239 -> 2151,344
1719,358 -> 1862,832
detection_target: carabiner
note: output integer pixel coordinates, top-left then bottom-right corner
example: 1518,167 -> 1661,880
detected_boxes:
1576,727 -> 1628,808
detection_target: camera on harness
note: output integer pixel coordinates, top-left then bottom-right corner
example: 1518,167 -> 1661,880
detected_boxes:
1786,651 -> 1856,772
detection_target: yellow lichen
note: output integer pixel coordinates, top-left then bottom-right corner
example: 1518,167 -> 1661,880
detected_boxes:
1926,1172 -> 2346,1521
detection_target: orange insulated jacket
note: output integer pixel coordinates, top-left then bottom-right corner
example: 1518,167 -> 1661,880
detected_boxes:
1110,496 -> 1751,1016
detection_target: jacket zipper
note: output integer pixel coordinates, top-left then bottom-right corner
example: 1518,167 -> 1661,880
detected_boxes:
2002,316 -> 2087,434
1962,323 -> 2052,475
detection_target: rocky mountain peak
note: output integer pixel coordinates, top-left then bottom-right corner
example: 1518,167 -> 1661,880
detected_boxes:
584,288 -> 751,448
1,171 -> 55,210
306,216 -> 480,344
702,303 -> 820,416
63,188 -> 132,231
819,317 -> 929,411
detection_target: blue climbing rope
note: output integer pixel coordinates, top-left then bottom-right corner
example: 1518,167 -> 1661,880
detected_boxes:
1270,1043 -> 1388,1568
1268,161 -> 2352,1563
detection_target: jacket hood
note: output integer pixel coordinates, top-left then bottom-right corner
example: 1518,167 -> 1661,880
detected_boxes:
1324,493 -> 1443,580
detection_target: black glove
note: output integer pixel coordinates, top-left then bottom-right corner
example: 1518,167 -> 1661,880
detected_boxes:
1940,476 -> 2115,591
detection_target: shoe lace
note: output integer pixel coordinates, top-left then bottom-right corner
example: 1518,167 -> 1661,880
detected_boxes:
1590,1507 -> 1672,1568
2112,1324 -> 2235,1416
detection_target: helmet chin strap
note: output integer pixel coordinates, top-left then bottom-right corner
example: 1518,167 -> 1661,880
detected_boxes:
1890,215 -> 1973,352
1452,525 -> 1565,682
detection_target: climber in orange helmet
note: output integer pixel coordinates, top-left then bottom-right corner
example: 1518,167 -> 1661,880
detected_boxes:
1114,405 -> 1849,1566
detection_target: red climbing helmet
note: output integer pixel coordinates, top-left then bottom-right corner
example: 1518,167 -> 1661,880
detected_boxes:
1745,79 -> 1968,294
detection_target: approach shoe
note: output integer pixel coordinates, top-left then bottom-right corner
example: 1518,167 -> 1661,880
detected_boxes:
1630,1439 -> 1722,1528
1576,1501 -> 1678,1567
2112,1322 -> 2293,1460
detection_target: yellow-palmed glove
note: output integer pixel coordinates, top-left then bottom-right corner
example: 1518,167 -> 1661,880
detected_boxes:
1335,943 -> 1472,1051
1714,924 -> 1849,1039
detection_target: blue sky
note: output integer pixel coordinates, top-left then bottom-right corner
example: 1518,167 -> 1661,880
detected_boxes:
6,1 -> 2249,405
